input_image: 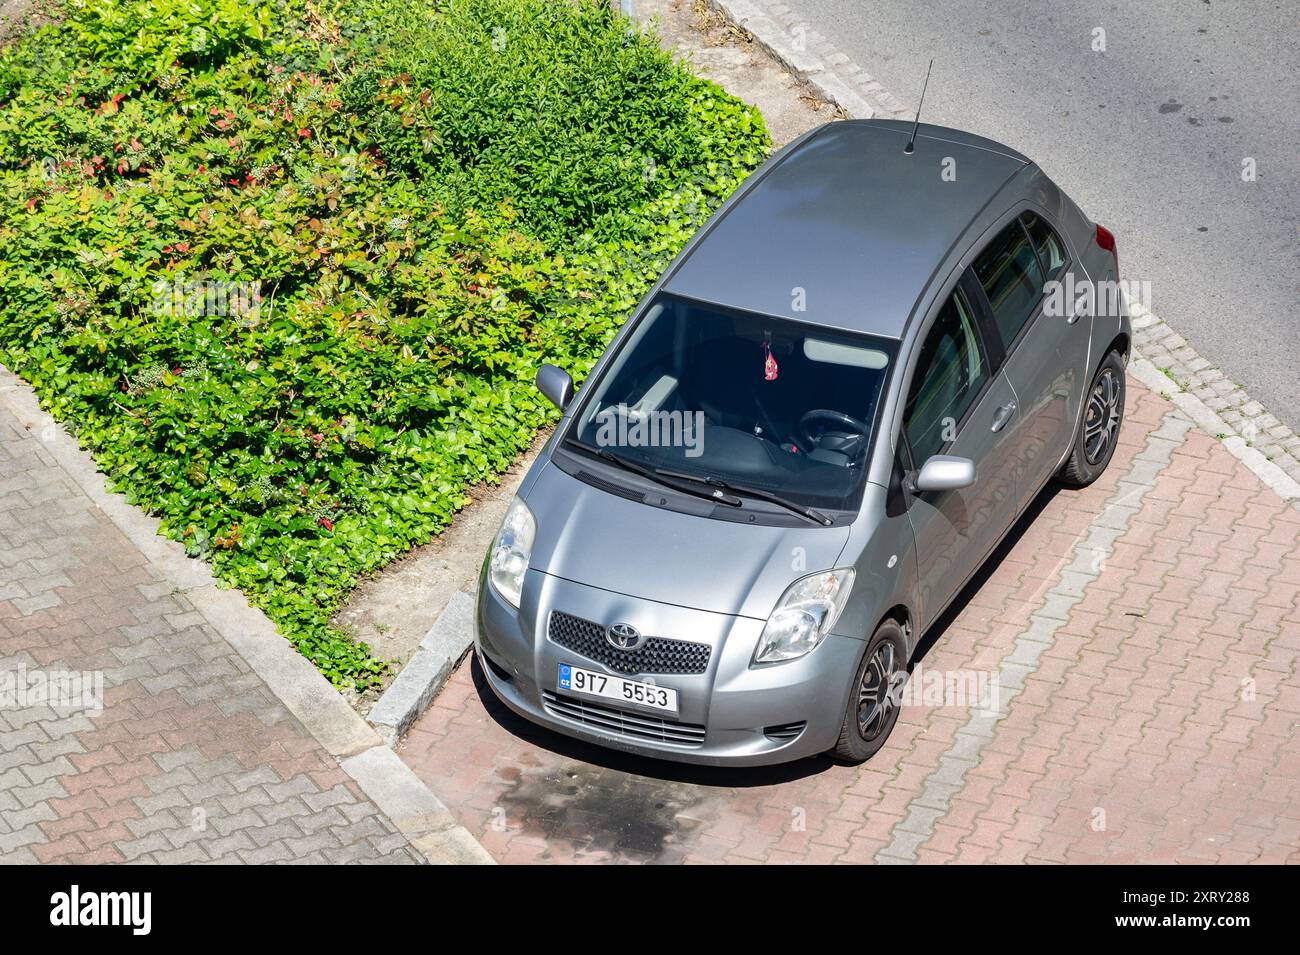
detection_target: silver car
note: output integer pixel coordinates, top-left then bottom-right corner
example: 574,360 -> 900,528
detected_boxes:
475,120 -> 1129,765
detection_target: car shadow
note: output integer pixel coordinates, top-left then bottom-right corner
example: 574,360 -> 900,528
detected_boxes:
470,479 -> 1064,789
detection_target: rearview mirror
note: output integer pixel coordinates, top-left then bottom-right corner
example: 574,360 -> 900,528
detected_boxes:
535,363 -> 574,411
912,454 -> 976,493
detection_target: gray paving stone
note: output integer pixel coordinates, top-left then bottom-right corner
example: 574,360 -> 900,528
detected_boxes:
153,843 -> 210,865
204,830 -> 256,861
218,786 -> 276,815
0,823 -> 49,853
243,840 -> 293,864
210,808 -> 265,837
303,783 -> 355,814
256,797 -> 315,828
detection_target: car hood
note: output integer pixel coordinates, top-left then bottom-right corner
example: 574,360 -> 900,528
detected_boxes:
523,461 -> 851,619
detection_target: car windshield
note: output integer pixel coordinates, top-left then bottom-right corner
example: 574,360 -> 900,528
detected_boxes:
565,293 -> 896,514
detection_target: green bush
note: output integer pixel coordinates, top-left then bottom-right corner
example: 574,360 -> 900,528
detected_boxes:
0,0 -> 769,687
333,0 -> 765,242
66,0 -> 275,77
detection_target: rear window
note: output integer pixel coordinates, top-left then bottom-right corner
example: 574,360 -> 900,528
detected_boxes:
1020,211 -> 1066,278
973,219 -> 1044,348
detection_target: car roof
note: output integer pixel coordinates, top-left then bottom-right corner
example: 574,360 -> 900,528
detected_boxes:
663,119 -> 1030,340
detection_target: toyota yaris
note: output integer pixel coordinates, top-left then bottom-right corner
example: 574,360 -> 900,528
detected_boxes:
475,119 -> 1129,765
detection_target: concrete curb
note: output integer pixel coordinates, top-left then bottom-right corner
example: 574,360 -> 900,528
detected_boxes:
1127,302 -> 1300,506
1129,357 -> 1300,501
341,744 -> 494,865
704,0 -> 908,120
368,589 -> 476,746
0,366 -> 494,865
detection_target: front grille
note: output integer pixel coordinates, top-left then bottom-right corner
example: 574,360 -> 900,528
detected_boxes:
542,691 -> 707,747
548,611 -> 711,675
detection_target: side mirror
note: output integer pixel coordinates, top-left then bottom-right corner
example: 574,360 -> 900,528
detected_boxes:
535,363 -> 574,411
912,454 -> 976,493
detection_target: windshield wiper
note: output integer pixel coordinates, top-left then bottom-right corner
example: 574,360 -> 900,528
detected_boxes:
653,467 -> 834,526
564,440 -> 742,507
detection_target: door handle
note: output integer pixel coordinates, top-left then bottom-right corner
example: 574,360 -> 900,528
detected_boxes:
991,401 -> 1017,433
1066,312 -> 1081,325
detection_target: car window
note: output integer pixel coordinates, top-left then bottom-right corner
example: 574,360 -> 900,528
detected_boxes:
973,220 -> 1044,348
566,293 -> 896,515
1020,211 -> 1066,278
904,289 -> 988,463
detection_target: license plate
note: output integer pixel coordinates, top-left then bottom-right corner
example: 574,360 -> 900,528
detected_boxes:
557,664 -> 678,714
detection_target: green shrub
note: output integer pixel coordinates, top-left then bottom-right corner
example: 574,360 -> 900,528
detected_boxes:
334,0 -> 766,242
67,0 -> 275,77
0,0 -> 769,687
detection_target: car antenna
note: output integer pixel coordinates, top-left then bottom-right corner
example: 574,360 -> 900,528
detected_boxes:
903,58 -> 934,155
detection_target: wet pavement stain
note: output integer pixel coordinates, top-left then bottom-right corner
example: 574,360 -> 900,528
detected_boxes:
496,761 -> 714,862
464,654 -> 830,863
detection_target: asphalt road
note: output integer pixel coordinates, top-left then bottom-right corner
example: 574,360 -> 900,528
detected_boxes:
785,0 -> 1300,429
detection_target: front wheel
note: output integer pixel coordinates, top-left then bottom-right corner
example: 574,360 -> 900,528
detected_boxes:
831,620 -> 907,764
1057,349 -> 1126,488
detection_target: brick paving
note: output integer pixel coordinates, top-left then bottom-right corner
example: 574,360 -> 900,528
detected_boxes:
398,377 -> 1300,864
0,402 -> 421,864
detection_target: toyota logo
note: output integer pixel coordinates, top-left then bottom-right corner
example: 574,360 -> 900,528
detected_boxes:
605,623 -> 645,651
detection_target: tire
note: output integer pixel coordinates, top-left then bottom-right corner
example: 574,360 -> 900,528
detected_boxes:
1057,349 -> 1126,488
831,620 -> 907,764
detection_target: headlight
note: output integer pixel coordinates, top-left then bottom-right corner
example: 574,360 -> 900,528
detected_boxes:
488,497 -> 536,608
752,568 -> 855,665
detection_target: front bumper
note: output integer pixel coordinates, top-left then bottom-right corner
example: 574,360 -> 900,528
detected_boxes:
474,568 -> 863,766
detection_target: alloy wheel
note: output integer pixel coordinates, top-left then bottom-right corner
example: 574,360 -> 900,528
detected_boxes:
1084,368 -> 1121,464
857,641 -> 899,741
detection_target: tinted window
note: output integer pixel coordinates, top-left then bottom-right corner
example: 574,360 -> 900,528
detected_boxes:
1021,211 -> 1066,277
904,290 -> 987,463
974,220 -> 1043,347
566,294 -> 895,514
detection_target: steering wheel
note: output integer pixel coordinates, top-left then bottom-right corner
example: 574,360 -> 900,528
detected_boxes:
798,409 -> 870,457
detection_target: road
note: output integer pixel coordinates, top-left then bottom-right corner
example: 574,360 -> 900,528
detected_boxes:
784,0 -> 1300,429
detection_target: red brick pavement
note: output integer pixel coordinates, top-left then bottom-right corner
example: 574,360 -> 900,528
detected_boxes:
398,378 -> 1300,863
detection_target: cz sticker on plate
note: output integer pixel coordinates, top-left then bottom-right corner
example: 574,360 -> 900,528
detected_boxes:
558,663 -> 678,714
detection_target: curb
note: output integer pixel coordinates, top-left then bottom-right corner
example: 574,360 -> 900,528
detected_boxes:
704,0 -> 908,120
1127,303 -> 1300,505
1128,356 -> 1300,502
367,589 -> 476,746
0,366 -> 494,865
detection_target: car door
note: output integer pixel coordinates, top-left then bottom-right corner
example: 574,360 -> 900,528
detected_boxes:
902,276 -> 1022,629
970,211 -> 1093,505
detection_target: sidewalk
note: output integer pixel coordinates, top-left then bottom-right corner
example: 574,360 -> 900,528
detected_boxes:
0,370 -> 492,864
397,374 -> 1300,863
